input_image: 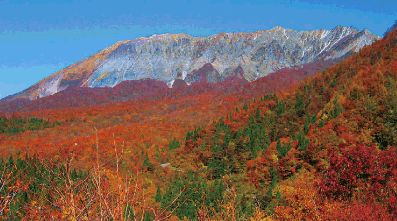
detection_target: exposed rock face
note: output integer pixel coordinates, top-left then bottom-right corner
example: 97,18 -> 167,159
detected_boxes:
5,26 -> 379,101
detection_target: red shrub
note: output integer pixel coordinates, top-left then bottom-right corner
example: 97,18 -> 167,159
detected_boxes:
318,144 -> 397,214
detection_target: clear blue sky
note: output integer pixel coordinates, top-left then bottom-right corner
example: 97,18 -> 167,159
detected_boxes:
0,0 -> 395,99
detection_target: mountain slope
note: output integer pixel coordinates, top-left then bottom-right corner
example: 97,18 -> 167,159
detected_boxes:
1,29 -> 397,219
164,28 -> 397,219
5,26 -> 379,101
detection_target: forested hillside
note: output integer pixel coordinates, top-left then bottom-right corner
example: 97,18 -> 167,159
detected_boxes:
161,28 -> 397,220
1,30 -> 397,220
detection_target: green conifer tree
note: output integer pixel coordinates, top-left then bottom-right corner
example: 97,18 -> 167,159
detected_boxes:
256,107 -> 261,119
304,113 -> 311,134
142,153 -> 150,169
143,211 -> 153,221
155,186 -> 162,203
312,113 -> 317,123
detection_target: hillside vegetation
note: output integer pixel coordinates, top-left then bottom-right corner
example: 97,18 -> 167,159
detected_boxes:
1,30 -> 397,220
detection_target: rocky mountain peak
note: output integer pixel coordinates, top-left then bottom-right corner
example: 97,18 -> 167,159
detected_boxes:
4,26 -> 380,101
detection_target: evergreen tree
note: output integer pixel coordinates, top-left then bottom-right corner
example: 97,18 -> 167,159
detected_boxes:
213,128 -> 220,147
155,145 -> 160,160
208,158 -> 228,179
70,169 -> 78,180
251,138 -> 261,159
262,128 -> 270,151
7,155 -> 14,167
256,107 -> 261,119
142,153 -> 150,169
200,140 -> 206,151
330,79 -> 337,88
298,135 -> 310,152
304,113 -> 311,134
223,125 -> 231,148
161,186 -> 173,209
186,130 -> 193,141
318,112 -> 325,128
248,112 -> 255,128
155,186 -> 162,203
311,113 -> 317,123
277,101 -> 286,116
169,139 -> 180,150
243,104 -> 248,110
143,211 -> 153,221
295,94 -> 304,116
266,168 -> 278,201
277,139 -> 291,159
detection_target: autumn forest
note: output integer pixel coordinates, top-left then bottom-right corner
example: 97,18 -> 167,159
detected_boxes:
1,28 -> 397,220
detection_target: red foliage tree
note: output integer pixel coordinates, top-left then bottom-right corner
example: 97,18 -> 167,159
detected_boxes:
318,143 -> 397,215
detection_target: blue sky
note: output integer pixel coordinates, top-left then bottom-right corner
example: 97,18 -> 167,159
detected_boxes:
0,0 -> 395,99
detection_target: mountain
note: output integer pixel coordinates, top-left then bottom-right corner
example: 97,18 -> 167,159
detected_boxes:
0,27 -> 396,220
4,26 -> 379,102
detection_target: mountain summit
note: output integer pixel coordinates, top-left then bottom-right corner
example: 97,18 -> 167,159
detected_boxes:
6,26 -> 379,101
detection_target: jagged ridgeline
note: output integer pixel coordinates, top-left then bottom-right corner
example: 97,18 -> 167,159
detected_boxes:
7,26 -> 378,101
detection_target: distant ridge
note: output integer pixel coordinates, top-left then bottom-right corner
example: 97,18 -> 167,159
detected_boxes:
3,26 -> 379,102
